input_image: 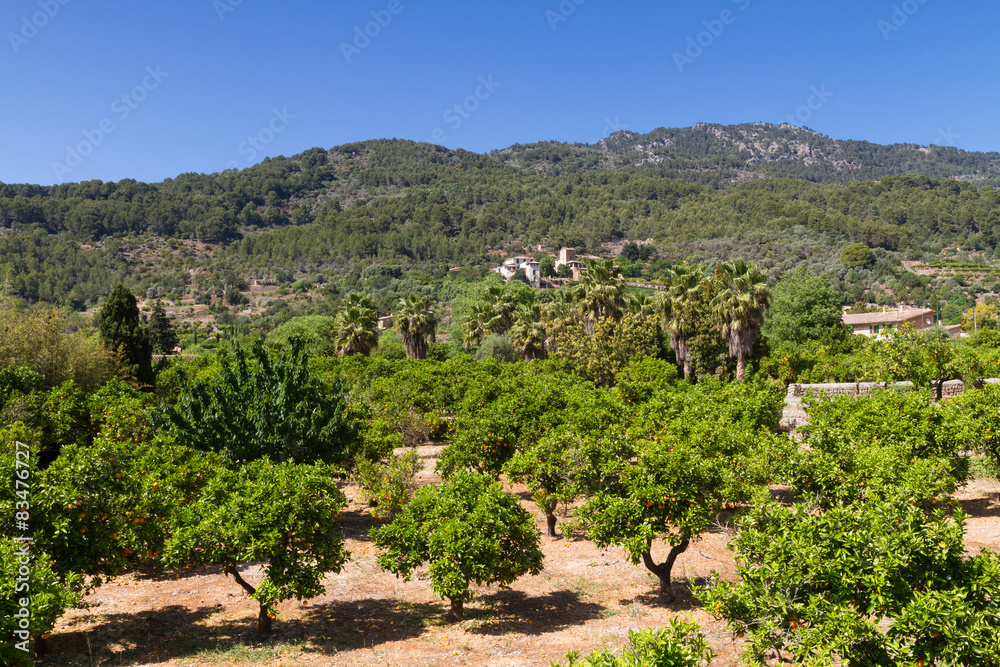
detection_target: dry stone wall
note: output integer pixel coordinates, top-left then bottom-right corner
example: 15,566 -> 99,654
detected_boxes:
779,378 -> 1000,432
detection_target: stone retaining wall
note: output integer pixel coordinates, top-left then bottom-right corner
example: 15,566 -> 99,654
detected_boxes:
779,378 -> 1000,433
785,379 -> 997,400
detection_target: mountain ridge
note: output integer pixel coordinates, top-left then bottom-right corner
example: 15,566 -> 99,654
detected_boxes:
492,122 -> 1000,185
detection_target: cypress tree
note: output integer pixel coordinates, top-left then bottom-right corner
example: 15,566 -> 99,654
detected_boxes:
98,284 -> 154,389
147,300 -> 179,355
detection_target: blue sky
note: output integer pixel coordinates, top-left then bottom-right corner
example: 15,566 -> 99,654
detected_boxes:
3,0 -> 999,185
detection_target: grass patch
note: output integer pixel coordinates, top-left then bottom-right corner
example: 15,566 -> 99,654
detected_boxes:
970,456 -> 1000,480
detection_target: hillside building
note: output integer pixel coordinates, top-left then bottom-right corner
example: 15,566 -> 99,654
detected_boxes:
842,308 -> 935,337
492,256 -> 541,287
554,248 -> 586,281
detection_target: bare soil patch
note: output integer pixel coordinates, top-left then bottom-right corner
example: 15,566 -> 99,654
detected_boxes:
42,450 -> 999,667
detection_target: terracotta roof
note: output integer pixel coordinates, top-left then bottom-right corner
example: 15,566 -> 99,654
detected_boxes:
842,309 -> 933,325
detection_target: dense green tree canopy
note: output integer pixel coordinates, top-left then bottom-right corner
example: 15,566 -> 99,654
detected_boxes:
163,338 -> 359,466
763,267 -> 845,345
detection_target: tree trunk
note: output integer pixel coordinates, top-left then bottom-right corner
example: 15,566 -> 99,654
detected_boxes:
257,602 -> 273,635
226,564 -> 272,636
735,354 -> 747,382
34,635 -> 48,658
675,334 -> 693,383
449,597 -> 464,622
934,379 -> 944,401
640,539 -> 690,603
545,511 -> 558,538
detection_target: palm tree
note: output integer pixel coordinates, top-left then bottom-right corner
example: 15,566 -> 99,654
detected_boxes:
663,263 -> 705,381
509,303 -> 547,361
462,283 -> 519,349
482,282 -> 517,334
573,259 -> 626,333
541,289 -> 576,353
711,260 -> 770,381
461,301 -> 492,350
344,291 -> 377,312
625,292 -> 656,317
333,304 -> 378,357
394,295 -> 436,360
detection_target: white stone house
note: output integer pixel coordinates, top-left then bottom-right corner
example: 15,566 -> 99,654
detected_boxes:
493,256 -> 541,287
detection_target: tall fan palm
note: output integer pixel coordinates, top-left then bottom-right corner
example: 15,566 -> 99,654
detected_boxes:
541,289 -> 576,353
711,260 -> 770,381
625,292 -> 657,317
509,303 -> 547,361
665,263 -> 705,381
573,259 -> 626,333
482,282 -> 517,333
333,304 -> 379,357
344,291 -> 377,312
394,295 -> 436,360
461,301 -> 492,350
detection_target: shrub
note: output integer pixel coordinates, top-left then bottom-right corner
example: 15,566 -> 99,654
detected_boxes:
354,449 -> 423,519
0,299 -> 114,391
551,618 -> 714,667
372,329 -> 406,360
475,333 -> 516,363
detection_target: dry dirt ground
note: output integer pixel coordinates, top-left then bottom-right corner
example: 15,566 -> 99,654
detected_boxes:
44,446 -> 999,667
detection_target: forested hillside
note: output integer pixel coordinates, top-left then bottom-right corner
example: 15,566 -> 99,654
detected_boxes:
3,123 -> 1000,312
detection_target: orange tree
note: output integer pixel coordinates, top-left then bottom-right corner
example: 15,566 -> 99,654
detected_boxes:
437,366 -> 616,478
2,407 -> 219,591
162,459 -> 349,636
789,389 -> 971,507
577,380 -> 790,602
0,536 -> 80,663
945,382 -> 1000,471
370,471 -> 543,621
503,428 -> 599,538
698,495 -> 1000,666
